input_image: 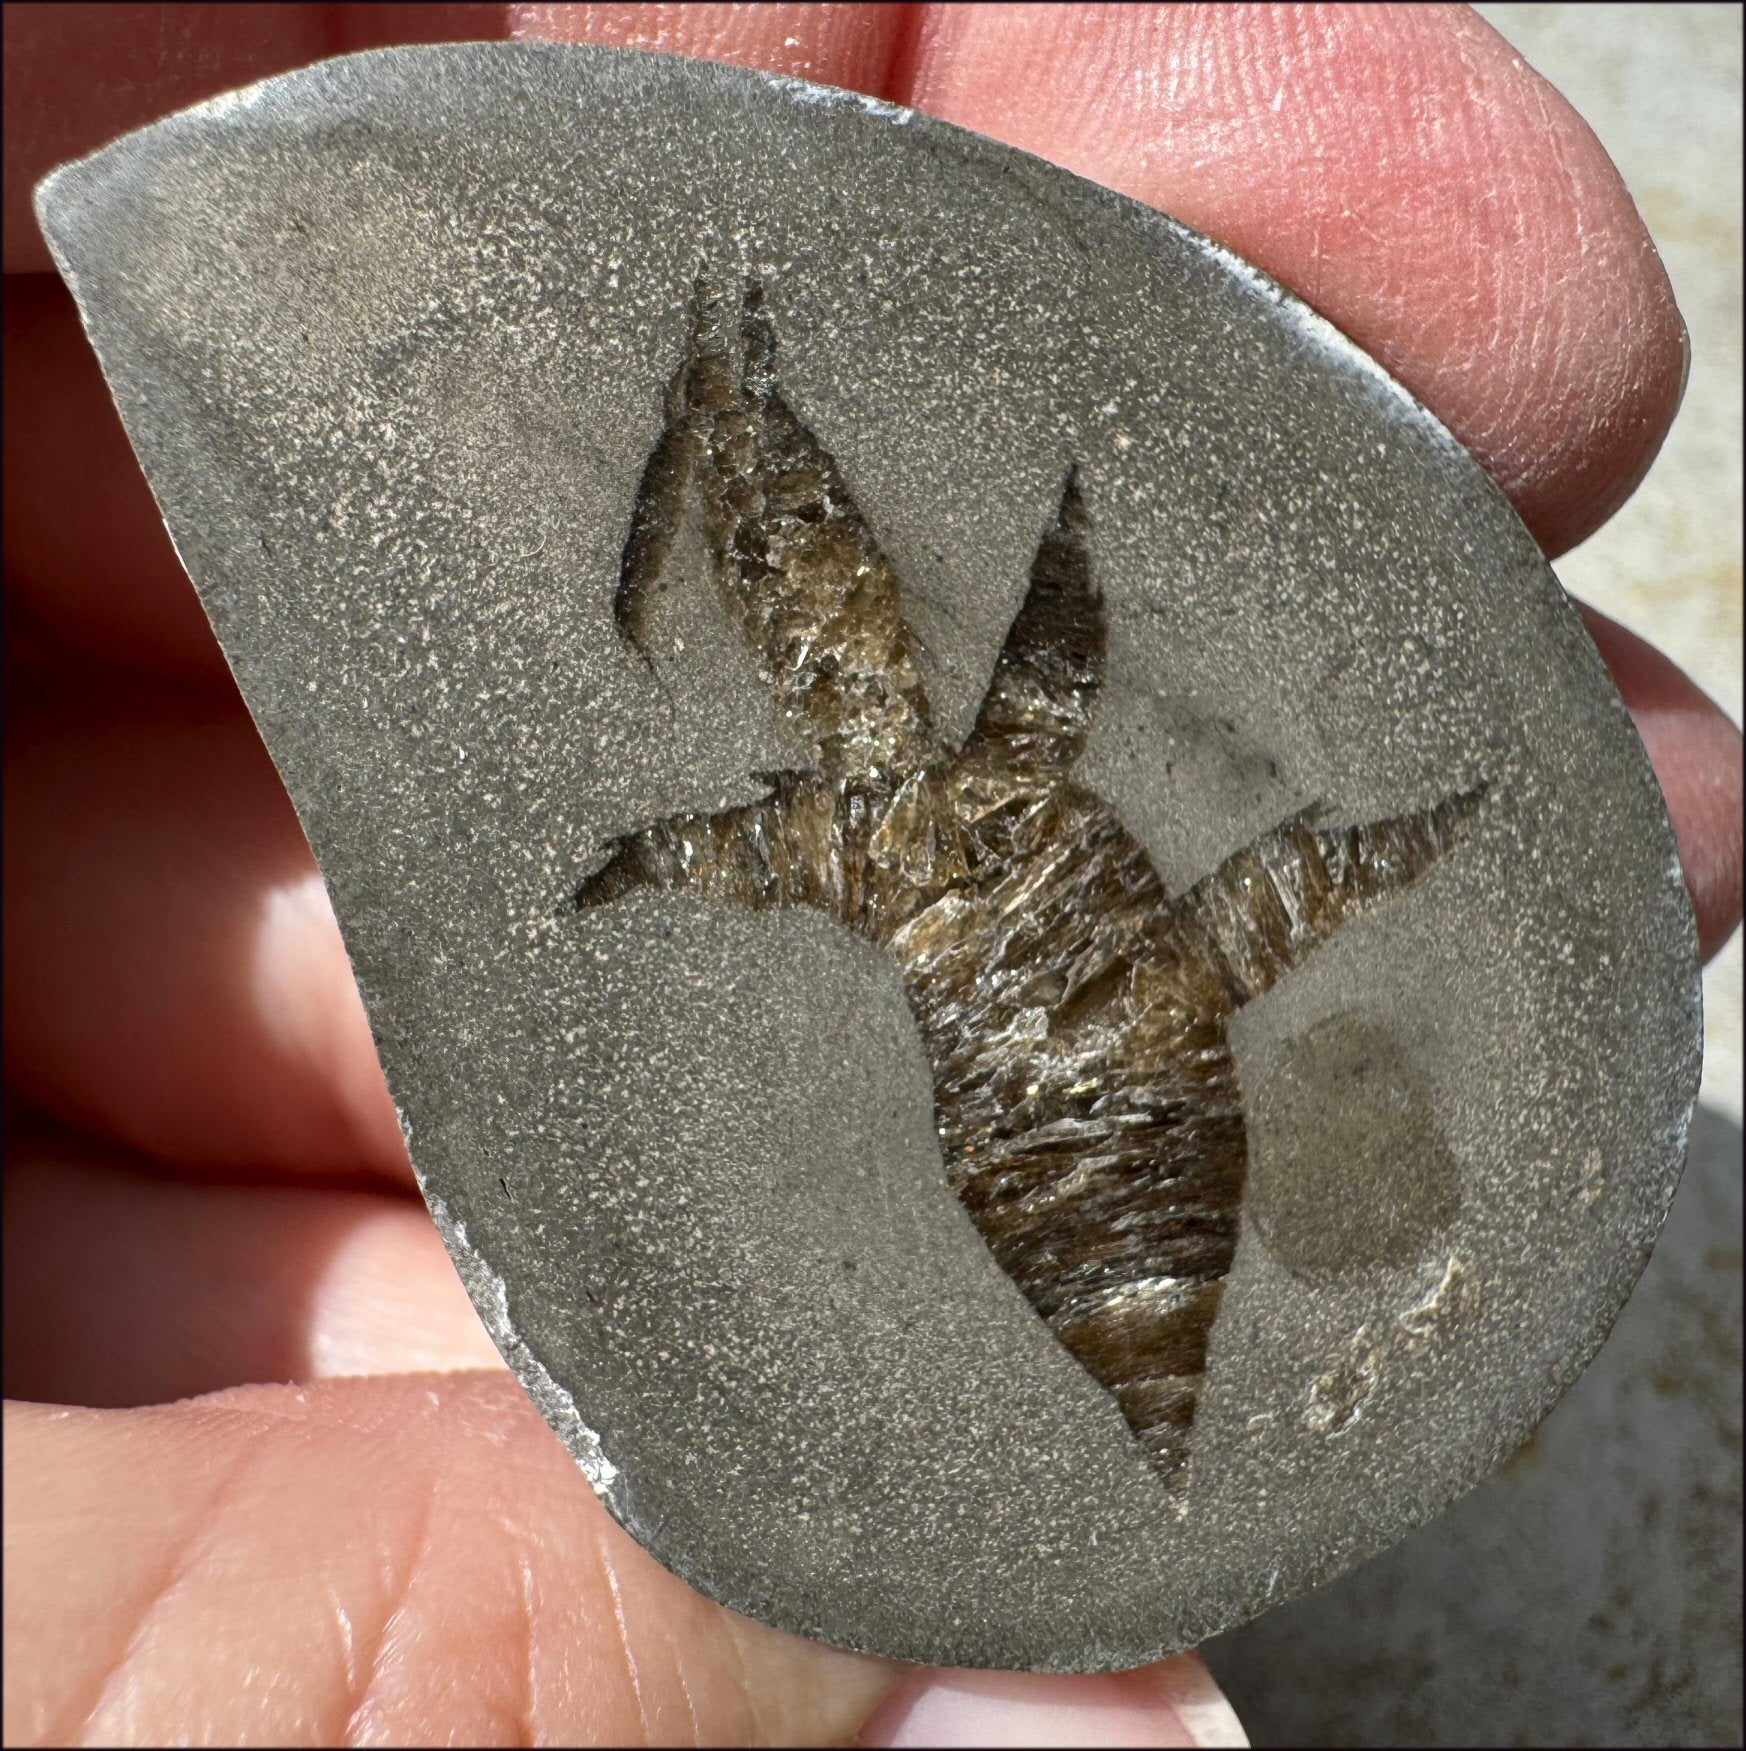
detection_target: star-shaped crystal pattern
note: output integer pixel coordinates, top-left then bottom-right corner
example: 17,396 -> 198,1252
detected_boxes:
579,280 -> 1482,1484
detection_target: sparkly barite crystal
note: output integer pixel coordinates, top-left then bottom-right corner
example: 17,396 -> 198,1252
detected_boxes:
579,279 -> 1482,1482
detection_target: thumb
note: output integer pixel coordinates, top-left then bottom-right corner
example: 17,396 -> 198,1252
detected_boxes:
3,1374 -> 1245,1747
4,1374 -> 887,1745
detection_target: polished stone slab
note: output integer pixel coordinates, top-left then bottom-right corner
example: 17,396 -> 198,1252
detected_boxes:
36,42 -> 1701,1670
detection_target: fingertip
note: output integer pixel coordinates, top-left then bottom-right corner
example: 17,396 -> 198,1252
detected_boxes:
856,1653 -> 1248,1748
1581,606 -> 1744,963
904,2 -> 1687,559
4,1374 -> 903,1748
507,2 -> 916,94
1640,696 -> 1742,966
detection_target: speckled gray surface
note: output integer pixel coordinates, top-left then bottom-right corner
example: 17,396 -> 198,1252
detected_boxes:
34,42 -> 1702,1670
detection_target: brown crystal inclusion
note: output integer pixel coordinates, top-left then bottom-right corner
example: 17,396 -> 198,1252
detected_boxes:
579,279 -> 1482,1484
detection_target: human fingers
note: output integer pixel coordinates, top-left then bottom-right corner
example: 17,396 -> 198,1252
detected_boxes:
2,675 -> 411,1185
862,1658 -> 1244,1748
2,658 -> 1243,1741
7,0 -> 1733,1311
1580,605 -> 1743,964
3,1120 -> 501,1409
503,1 -> 914,86
3,279 -> 229,682
3,1377 -> 1237,1748
904,1 -> 1685,563
1,1374 -> 898,1747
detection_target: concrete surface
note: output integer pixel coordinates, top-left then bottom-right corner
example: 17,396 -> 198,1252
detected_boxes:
1205,7 -> 1743,1745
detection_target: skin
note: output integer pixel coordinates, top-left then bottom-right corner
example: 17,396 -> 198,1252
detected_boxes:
3,4 -> 1740,1745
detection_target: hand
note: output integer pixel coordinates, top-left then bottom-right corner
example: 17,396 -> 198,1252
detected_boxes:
5,6 -> 1739,1746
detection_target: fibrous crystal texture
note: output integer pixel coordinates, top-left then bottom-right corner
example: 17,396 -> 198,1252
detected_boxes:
580,281 -> 1482,1485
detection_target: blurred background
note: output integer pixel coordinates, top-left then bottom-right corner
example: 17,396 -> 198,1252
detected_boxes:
1203,6 -> 1743,1746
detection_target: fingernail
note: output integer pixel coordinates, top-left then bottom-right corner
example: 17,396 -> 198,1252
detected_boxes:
857,1652 -> 1248,1748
